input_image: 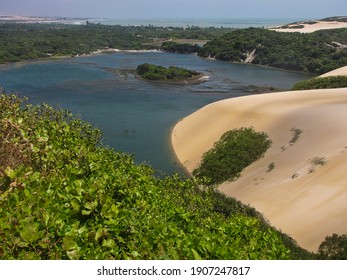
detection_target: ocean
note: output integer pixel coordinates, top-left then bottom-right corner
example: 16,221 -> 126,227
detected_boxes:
88,17 -> 304,28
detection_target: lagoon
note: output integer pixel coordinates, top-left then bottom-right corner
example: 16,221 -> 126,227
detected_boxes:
0,52 -> 313,174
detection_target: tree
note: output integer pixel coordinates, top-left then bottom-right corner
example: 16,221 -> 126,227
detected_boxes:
318,233 -> 347,259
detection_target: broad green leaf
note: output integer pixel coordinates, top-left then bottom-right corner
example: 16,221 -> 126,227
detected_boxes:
19,223 -> 41,243
62,236 -> 78,251
191,248 -> 202,260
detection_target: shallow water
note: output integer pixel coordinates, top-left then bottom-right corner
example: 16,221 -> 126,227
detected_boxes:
0,52 -> 313,174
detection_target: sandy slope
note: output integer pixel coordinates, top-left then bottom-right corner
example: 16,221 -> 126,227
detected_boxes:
270,20 -> 347,33
171,68 -> 347,252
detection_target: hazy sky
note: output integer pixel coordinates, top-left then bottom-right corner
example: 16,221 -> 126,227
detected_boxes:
1,0 -> 346,19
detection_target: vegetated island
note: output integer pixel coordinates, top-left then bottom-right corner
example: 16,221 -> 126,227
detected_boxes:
136,63 -> 207,84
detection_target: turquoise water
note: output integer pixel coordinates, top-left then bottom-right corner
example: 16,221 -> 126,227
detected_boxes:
0,52 -> 313,174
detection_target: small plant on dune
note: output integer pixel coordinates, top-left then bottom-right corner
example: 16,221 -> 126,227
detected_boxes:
267,162 -> 275,173
289,128 -> 303,145
308,156 -> 327,174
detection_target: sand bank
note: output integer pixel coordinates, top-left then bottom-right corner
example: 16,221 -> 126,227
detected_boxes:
171,67 -> 347,252
270,20 -> 347,33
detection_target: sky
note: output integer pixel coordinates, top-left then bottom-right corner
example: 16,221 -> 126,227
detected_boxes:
0,0 -> 346,19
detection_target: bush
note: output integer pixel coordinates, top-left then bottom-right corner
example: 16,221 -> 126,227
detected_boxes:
318,233 -> 347,259
136,63 -> 199,81
193,127 -> 272,185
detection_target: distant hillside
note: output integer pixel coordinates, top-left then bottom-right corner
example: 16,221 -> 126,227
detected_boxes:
198,28 -> 347,74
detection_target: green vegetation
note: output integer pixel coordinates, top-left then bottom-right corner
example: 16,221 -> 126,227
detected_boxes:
136,63 -> 200,81
267,162 -> 275,173
161,41 -> 201,54
292,76 -> 347,90
2,92 -> 315,260
308,157 -> 327,174
0,23 -> 233,64
198,28 -> 347,74
318,233 -> 347,259
289,128 -> 303,145
192,127 -> 272,185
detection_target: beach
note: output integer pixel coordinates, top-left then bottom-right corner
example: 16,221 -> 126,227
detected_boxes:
171,66 -> 347,252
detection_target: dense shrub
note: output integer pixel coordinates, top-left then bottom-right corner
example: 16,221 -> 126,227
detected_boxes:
318,233 -> 347,259
193,127 -> 272,185
136,63 -> 199,81
292,76 -> 347,90
161,41 -> 201,54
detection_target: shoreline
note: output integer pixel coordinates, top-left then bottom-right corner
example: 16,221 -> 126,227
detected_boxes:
171,66 -> 347,252
0,48 -> 162,67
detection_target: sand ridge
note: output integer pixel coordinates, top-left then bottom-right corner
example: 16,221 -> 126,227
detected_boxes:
171,67 -> 347,252
270,20 -> 347,33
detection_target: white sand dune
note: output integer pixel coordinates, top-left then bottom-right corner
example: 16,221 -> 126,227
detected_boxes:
270,20 -> 347,33
172,67 -> 347,252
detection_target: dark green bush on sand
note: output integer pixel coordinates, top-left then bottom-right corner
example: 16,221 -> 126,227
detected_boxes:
193,127 -> 272,185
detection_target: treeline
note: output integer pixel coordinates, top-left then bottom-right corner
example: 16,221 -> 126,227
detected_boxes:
198,28 -> 347,74
0,23 -> 233,63
161,41 -> 201,54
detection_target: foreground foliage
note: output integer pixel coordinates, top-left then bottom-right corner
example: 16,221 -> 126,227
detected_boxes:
193,127 -> 272,185
0,93 -> 316,260
198,28 -> 347,74
292,76 -> 347,90
136,63 -> 200,81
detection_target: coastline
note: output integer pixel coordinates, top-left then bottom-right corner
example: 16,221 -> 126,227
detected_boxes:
171,66 -> 347,252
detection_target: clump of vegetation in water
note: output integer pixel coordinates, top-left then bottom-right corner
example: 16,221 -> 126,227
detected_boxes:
136,63 -> 200,81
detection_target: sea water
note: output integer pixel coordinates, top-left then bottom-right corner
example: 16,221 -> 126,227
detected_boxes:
89,18 -> 303,28
0,52 -> 313,175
